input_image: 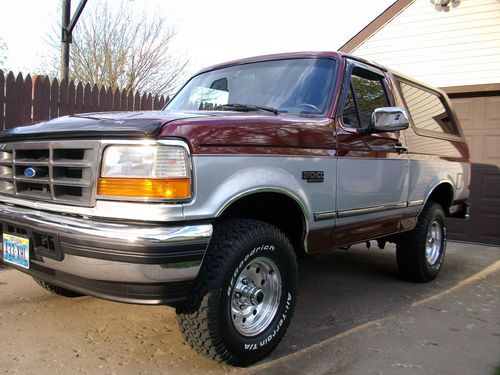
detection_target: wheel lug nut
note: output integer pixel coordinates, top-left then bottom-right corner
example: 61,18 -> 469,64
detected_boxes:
242,279 -> 248,285
235,292 -> 241,298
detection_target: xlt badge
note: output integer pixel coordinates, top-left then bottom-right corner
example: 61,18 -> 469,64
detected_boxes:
302,171 -> 324,183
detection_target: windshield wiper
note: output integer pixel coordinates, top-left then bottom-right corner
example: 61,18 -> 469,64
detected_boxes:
216,103 -> 279,115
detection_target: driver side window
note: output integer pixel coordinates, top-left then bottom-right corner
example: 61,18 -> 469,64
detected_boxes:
342,67 -> 389,129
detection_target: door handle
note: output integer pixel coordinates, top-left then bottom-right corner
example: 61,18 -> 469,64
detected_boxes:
393,143 -> 408,153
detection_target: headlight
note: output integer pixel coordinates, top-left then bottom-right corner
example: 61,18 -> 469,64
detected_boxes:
97,144 -> 191,200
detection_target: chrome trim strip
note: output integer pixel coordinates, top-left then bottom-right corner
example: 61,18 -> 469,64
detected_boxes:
196,154 -> 333,159
99,138 -> 191,153
0,203 -> 211,244
407,199 -> 424,207
314,211 -> 336,221
0,195 -> 184,221
337,202 -> 407,218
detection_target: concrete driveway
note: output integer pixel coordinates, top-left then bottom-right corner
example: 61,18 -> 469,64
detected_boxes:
1,241 -> 499,375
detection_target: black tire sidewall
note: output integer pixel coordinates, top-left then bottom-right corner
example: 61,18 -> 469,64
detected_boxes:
213,233 -> 297,363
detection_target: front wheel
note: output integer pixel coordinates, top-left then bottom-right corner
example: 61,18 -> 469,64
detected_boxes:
396,202 -> 447,282
176,219 -> 298,366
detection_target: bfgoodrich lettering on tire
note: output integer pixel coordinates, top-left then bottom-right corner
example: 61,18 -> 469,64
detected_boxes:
176,219 -> 298,366
396,202 -> 447,282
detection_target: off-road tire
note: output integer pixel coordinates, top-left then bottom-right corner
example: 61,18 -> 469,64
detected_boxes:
32,277 -> 84,298
396,202 -> 447,282
176,219 -> 298,366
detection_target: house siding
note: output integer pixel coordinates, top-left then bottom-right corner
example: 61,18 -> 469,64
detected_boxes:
351,0 -> 500,87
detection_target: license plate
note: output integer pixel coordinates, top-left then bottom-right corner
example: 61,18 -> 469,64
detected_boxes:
2,233 -> 30,269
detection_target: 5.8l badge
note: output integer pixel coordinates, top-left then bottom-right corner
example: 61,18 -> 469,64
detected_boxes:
302,171 -> 324,183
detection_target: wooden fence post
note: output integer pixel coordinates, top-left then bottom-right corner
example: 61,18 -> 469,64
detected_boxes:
120,88 -> 127,111
21,74 -> 32,125
82,83 -> 91,113
33,76 -> 50,122
127,90 -> 134,111
153,94 -> 160,110
49,77 -> 59,120
67,80 -> 75,115
5,72 -> 17,129
113,88 -> 120,111
0,71 -> 4,130
140,92 -> 148,110
90,84 -> 99,113
105,86 -> 113,111
98,85 -> 106,112
75,82 -> 84,114
59,78 -> 69,116
134,91 -> 141,111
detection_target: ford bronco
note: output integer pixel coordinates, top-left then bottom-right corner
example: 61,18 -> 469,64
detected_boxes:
0,52 -> 470,365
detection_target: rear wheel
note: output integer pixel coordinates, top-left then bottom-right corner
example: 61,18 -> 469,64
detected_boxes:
32,277 -> 84,298
176,219 -> 298,366
396,202 -> 447,282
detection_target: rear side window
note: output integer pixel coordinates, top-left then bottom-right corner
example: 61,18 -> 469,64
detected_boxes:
399,82 -> 458,135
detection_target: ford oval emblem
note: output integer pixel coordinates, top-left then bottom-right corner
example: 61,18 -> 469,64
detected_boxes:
24,167 -> 36,178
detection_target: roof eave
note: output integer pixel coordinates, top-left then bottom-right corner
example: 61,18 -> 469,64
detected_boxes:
338,0 -> 415,53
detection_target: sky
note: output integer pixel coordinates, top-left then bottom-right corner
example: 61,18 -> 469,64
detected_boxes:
0,0 -> 395,78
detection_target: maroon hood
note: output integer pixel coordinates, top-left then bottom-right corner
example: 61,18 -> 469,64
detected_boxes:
0,110 -> 335,154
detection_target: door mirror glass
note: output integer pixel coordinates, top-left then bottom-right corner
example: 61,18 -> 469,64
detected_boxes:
370,107 -> 409,132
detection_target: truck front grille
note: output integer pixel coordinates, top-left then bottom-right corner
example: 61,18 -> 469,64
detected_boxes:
0,140 -> 99,206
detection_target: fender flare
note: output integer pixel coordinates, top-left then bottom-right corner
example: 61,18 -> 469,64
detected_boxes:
419,180 -> 454,216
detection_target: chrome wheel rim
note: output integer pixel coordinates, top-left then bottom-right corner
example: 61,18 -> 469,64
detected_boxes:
425,220 -> 442,266
231,257 -> 282,337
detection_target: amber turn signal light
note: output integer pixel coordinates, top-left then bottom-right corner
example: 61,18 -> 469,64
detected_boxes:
98,178 -> 191,199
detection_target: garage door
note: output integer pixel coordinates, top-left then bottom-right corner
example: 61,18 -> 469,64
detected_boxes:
446,94 -> 500,245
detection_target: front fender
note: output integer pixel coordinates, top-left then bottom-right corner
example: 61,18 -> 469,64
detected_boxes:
182,155 -> 335,224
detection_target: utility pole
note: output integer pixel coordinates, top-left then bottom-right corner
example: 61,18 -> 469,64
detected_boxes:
60,0 -> 88,81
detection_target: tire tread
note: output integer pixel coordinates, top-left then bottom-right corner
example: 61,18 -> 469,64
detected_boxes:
396,202 -> 446,282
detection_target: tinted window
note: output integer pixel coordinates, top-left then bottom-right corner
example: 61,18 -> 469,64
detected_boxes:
167,58 -> 337,115
400,82 -> 457,135
342,84 -> 360,128
342,70 -> 389,129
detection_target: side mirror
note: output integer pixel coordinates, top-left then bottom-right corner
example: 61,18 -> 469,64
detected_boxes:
369,107 -> 409,132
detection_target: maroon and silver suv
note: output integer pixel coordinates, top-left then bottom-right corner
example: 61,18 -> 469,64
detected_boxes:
0,52 -> 470,365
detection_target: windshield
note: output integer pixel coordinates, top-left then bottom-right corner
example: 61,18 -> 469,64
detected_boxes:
166,58 -> 337,115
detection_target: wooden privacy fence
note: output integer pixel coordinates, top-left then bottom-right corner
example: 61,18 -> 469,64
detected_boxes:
0,71 -> 170,130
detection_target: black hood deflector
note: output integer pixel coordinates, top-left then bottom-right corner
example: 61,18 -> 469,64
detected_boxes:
0,111 -> 209,142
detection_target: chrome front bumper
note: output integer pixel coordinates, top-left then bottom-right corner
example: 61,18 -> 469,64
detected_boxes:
0,203 -> 213,305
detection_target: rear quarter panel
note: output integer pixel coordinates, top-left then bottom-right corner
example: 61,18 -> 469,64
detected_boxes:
388,72 -> 471,206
